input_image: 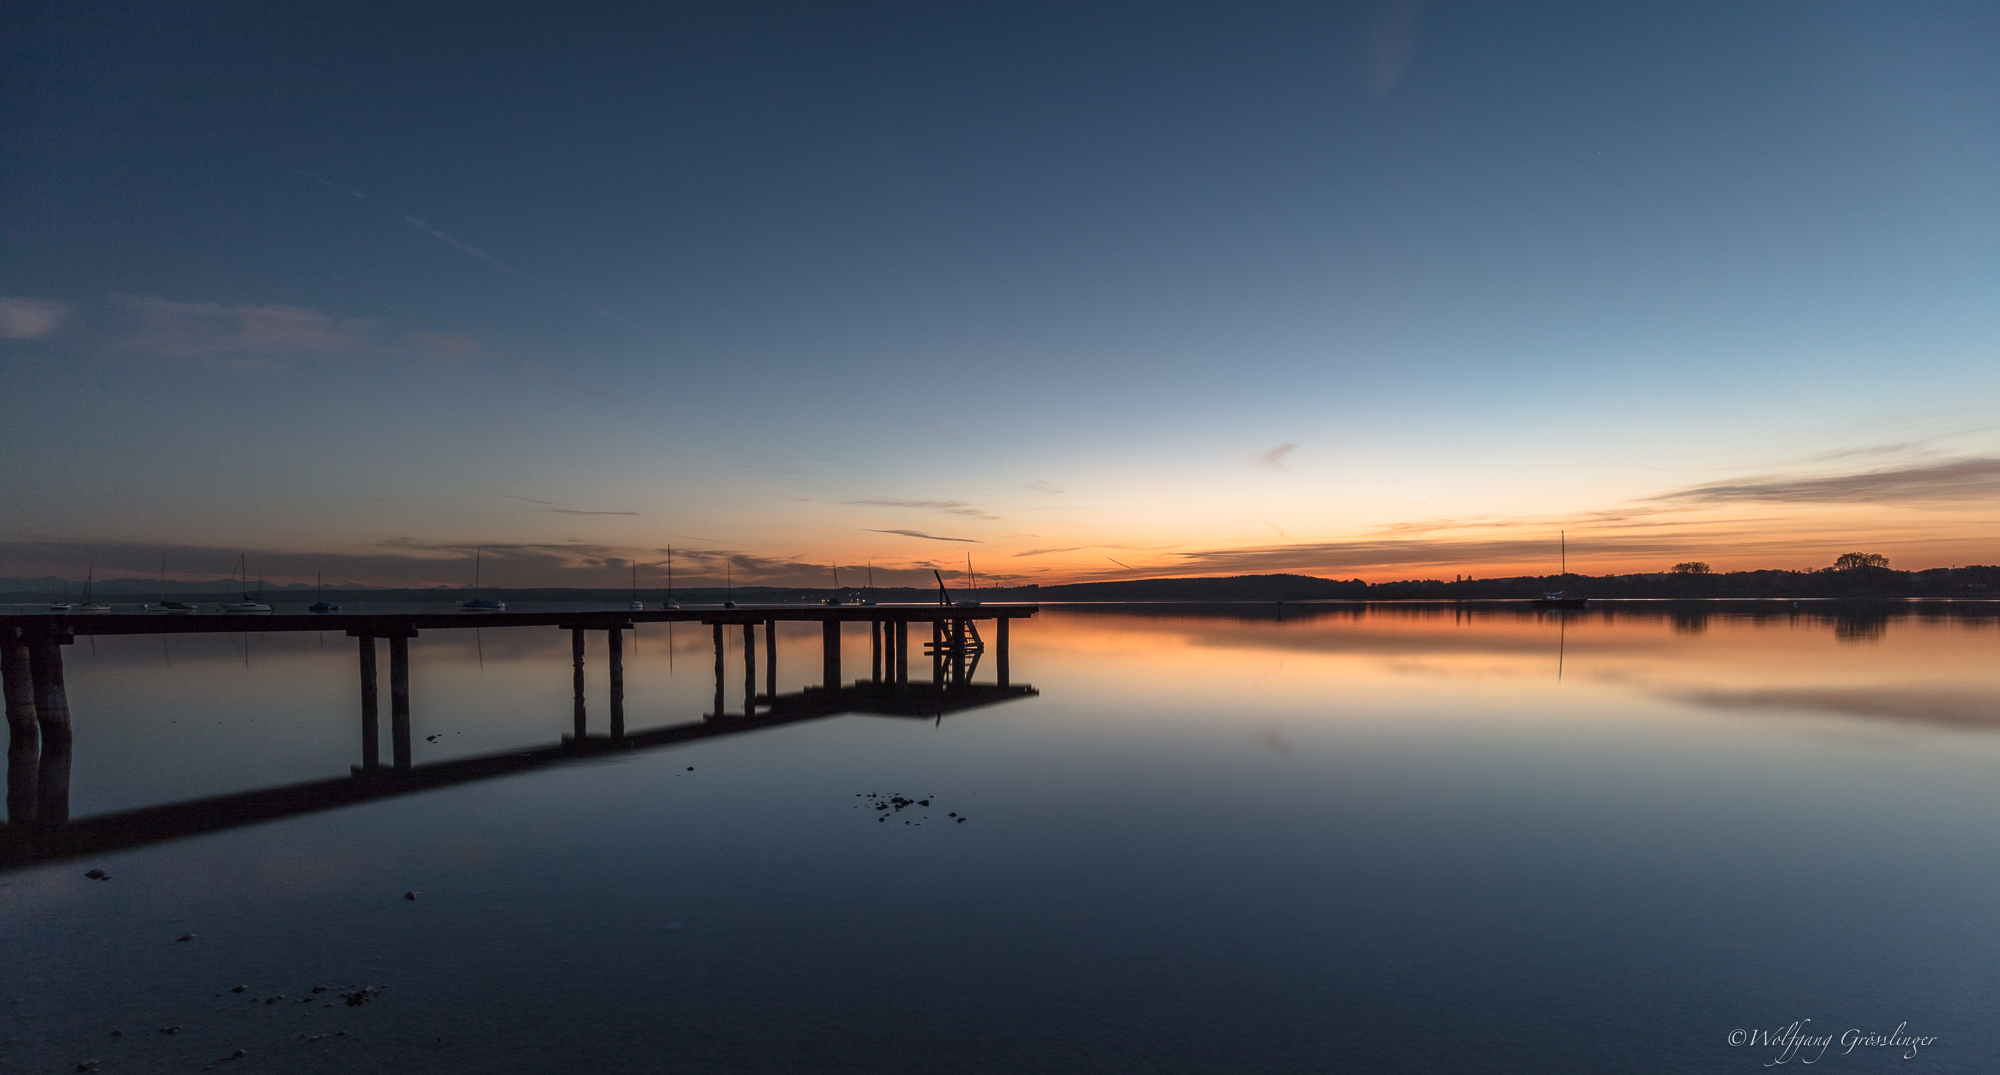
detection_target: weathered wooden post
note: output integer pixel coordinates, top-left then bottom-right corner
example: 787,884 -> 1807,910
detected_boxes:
358,636 -> 380,769
895,620 -> 908,688
822,618 -> 840,689
608,625 -> 625,738
711,622 -> 725,718
27,633 -> 71,825
388,635 -> 412,770
996,616 -> 1010,687
871,620 -> 882,683
572,628 -> 587,738
931,619 -> 944,686
3,640 -> 37,824
950,618 -> 968,687
742,621 -> 756,715
764,619 -> 777,699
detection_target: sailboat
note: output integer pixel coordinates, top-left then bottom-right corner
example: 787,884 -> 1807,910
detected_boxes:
462,547 -> 506,611
149,553 -> 195,613
823,562 -> 843,606
76,566 -> 111,612
858,562 -> 877,606
722,560 -> 736,609
309,570 -> 340,613
663,546 -> 680,609
1531,531 -> 1588,609
629,562 -> 645,612
221,555 -> 273,613
47,578 -> 72,612
957,553 -> 981,607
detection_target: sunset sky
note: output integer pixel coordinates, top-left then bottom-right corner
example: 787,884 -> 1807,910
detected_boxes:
5,2 -> 1999,588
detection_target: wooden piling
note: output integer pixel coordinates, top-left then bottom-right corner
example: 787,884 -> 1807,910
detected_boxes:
997,616 -> 1010,687
3,642 -> 37,824
895,621 -> 908,688
572,628 -> 587,738
389,635 -> 411,770
742,622 -> 756,716
27,636 -> 70,824
358,637 -> 380,769
608,626 -> 625,738
764,619 -> 777,698
711,622 -> 725,718
822,619 -> 840,689
871,620 -> 882,683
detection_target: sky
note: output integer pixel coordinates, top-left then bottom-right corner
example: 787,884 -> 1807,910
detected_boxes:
4,1 -> 1999,588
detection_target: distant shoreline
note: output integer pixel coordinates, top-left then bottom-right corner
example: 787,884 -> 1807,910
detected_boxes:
5,565 -> 1996,604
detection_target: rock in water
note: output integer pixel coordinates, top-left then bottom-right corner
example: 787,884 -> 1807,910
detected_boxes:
404,891 -> 416,901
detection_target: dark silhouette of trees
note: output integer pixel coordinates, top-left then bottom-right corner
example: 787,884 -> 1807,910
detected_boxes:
1670,562 -> 1711,574
1833,552 -> 1889,571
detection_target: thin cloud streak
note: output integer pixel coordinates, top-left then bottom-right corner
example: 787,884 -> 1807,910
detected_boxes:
863,529 -> 982,543
0,296 -> 70,338
1656,458 -> 2000,503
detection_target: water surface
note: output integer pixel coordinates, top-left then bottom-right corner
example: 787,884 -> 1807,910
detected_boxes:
5,603 -> 1996,1072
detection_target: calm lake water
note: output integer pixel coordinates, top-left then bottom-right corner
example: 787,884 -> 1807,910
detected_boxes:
5,602 -> 1998,1073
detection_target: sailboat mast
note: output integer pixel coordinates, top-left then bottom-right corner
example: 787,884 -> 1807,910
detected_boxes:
1561,530 -> 1567,578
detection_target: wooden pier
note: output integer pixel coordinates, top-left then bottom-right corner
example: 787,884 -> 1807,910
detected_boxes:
0,605 -> 1037,862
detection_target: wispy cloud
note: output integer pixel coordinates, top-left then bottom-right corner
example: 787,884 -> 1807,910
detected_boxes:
1655,458 -> 2000,504
546,508 -> 641,516
1367,0 -> 1420,94
412,330 -> 479,365
1259,442 -> 1297,469
114,295 -> 375,360
297,170 -> 660,341
863,529 -> 982,543
502,494 -> 559,506
923,421 -> 966,441
0,296 -> 70,339
842,497 -> 998,520
492,352 -> 630,405
1024,480 -> 1065,495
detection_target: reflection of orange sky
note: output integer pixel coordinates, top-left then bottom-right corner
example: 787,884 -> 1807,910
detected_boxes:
1018,607 -> 2000,732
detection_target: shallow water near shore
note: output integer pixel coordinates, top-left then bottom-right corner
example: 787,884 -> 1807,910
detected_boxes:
4,603 -> 1998,1072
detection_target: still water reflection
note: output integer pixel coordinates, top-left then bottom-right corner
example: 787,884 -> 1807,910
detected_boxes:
6,604 -> 1999,1072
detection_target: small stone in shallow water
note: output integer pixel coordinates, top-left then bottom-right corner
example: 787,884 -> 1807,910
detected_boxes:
404,891 -> 416,901
84,869 -> 108,880
231,985 -> 247,993
175,934 -> 195,942
686,766 -> 694,771
76,1061 -> 99,1072
159,1026 -> 181,1035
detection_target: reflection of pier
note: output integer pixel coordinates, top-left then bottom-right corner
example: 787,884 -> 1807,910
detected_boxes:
1,606 -> 1037,869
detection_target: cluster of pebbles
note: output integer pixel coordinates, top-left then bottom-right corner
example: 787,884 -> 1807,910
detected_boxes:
856,792 -> 967,825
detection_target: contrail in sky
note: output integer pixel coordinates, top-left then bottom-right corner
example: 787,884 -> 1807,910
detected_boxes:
296,170 -> 662,341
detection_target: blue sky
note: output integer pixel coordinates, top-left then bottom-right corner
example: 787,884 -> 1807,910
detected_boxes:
4,2 -> 1998,587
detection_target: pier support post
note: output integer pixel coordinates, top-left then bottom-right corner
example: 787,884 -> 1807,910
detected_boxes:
895,621 -> 908,689
822,619 -> 840,689
997,617 -> 1010,687
358,637 -> 380,769
572,628 -> 587,738
389,636 -> 411,771
871,620 -> 882,683
950,618 -> 967,687
742,622 -> 757,716
931,620 -> 944,686
3,642 -> 37,824
711,623 -> 725,718
27,635 -> 71,825
764,619 -> 776,699
608,626 -> 625,738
